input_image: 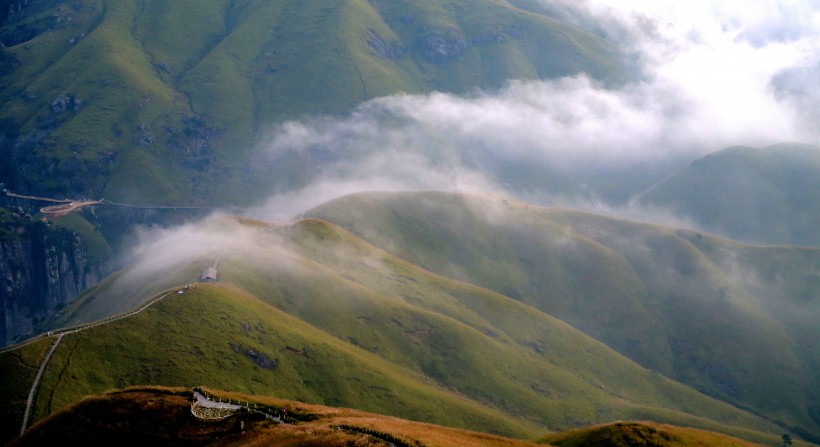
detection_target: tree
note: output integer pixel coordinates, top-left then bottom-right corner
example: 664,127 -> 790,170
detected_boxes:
782,433 -> 793,446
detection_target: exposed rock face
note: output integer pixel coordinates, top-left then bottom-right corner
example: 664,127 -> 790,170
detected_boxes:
50,94 -> 82,114
421,32 -> 469,64
1,115 -> 116,200
244,348 -> 277,369
230,342 -> 278,369
1,0 -> 64,46
0,215 -> 105,346
50,95 -> 69,113
366,30 -> 406,59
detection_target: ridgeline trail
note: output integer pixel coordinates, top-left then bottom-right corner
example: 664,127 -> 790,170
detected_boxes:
20,334 -> 63,436
0,289 -> 178,355
4,192 -> 72,203
12,289 -> 184,434
4,190 -> 280,215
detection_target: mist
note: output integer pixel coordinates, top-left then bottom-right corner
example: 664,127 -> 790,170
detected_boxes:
116,1 -> 820,266
252,0 -> 819,220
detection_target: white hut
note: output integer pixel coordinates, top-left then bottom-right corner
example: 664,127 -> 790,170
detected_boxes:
201,267 -> 218,282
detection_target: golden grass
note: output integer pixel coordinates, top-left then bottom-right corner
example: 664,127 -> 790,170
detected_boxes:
539,421 -> 773,447
189,388 -> 539,446
16,387 -> 539,447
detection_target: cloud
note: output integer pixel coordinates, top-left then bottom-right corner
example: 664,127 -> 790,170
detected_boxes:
252,150 -> 499,222
123,215 -> 263,279
536,0 -> 820,49
254,0 -> 819,216
533,0 -> 820,141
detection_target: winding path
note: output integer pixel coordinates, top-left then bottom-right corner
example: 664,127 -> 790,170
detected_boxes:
11,285 -> 287,435
1,291 -> 174,354
12,290 -> 178,435
192,389 -> 282,423
193,391 -> 242,410
40,200 -> 102,216
4,192 -> 71,203
20,334 -> 64,435
5,190 -> 284,216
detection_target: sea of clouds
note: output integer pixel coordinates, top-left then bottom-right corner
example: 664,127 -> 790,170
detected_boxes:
250,0 -> 820,220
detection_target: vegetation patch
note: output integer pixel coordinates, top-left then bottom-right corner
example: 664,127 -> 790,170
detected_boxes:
538,421 -> 779,447
334,424 -> 425,447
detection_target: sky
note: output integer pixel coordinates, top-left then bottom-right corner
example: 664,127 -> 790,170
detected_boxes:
536,0 -> 820,139
251,0 -> 820,219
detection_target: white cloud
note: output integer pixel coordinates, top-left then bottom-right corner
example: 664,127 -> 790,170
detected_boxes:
124,215 -> 261,278
108,1 -> 820,298
257,0 -> 819,213
252,150 -> 499,222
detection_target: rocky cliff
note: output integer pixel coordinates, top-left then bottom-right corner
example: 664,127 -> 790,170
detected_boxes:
0,207 -> 106,346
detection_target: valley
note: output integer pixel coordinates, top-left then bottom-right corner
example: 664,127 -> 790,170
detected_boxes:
2,0 -> 819,445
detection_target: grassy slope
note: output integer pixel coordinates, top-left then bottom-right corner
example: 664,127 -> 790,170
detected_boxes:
26,284 -> 541,438
0,217 -> 789,446
0,0 -> 629,205
372,0 -> 627,85
13,387 -> 787,447
0,338 -> 52,442
306,191 -> 820,442
637,143 -> 820,246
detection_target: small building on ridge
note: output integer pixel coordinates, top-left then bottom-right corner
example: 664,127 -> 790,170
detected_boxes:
201,267 -> 218,282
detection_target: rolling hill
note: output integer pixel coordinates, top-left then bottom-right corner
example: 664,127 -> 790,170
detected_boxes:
538,421 -> 773,447
10,387 -> 779,447
636,143 -> 820,246
306,191 -> 820,443
0,0 -> 631,204
0,0 -> 641,334
0,213 -> 798,446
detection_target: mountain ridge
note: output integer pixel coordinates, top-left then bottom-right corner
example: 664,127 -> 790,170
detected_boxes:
1,212 -> 799,445
636,143 -> 820,246
0,0 -> 631,204
10,386 -> 782,447
306,191 -> 820,442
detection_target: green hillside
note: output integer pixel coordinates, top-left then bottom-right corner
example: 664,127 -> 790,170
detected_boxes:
306,191 -> 820,443
0,0 -> 630,205
637,143 -> 820,246
0,216 -> 790,446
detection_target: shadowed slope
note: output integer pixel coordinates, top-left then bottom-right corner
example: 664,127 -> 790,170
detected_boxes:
307,191 -> 820,442
637,143 -> 820,246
